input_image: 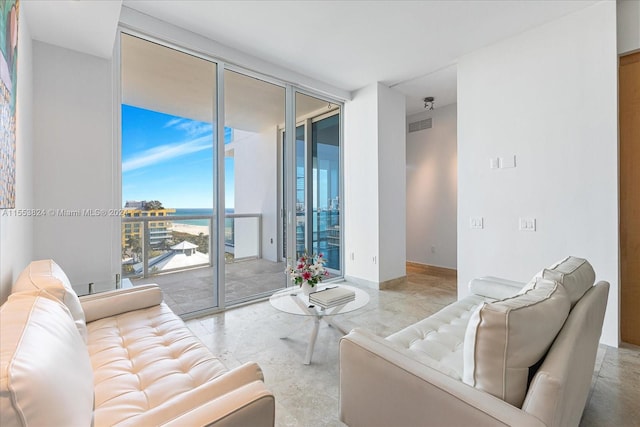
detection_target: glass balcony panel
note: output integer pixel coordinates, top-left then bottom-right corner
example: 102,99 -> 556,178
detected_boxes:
123,214 -> 213,315
225,215 -> 260,261
121,220 -> 144,279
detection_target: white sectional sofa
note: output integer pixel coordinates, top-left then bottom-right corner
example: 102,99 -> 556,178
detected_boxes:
1,260 -> 275,427
340,256 -> 609,427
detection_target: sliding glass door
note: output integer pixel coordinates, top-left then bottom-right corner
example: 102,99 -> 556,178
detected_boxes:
286,92 -> 342,277
120,33 -> 218,316
223,69 -> 286,304
311,112 -> 341,272
120,32 -> 343,315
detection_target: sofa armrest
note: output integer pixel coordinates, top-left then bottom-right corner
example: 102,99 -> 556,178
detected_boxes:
161,382 -> 274,427
116,362 -> 275,427
80,284 -> 163,322
468,276 -> 525,300
340,328 -> 546,427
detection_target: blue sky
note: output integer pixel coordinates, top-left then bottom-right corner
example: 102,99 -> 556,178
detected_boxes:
121,105 -> 234,209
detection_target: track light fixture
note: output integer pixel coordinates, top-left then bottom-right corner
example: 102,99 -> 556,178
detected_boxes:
423,97 -> 435,110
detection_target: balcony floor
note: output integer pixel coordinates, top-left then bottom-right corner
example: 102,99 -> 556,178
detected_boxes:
132,258 -> 287,316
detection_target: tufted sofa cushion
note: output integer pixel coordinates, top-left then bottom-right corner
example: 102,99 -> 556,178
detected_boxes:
0,291 -> 94,427
12,259 -> 88,343
386,294 -> 488,379
88,302 -> 230,426
463,278 -> 571,407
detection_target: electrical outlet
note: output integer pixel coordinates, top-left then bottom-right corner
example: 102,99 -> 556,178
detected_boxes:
519,217 -> 536,231
470,217 -> 484,229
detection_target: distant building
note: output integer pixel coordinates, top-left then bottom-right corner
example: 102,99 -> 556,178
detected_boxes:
124,200 -> 144,209
171,240 -> 197,256
122,200 -> 176,247
130,241 -> 209,275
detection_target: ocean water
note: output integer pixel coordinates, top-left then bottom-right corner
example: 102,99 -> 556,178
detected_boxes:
171,208 -> 234,226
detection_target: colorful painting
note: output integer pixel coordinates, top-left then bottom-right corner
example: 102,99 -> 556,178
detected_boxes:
0,0 -> 18,209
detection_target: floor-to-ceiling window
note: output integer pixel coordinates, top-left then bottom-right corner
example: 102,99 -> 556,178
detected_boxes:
120,33 -> 218,316
120,31 -> 343,316
289,92 -> 342,276
311,112 -> 341,271
223,69 -> 286,304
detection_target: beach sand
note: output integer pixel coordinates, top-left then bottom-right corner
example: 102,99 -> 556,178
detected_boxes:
171,223 -> 210,236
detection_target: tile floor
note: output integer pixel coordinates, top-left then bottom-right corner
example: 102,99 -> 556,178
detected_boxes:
185,265 -> 640,426
133,258 -> 341,316
133,259 -> 288,315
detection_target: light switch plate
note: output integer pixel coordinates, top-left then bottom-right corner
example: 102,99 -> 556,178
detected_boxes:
501,155 -> 517,168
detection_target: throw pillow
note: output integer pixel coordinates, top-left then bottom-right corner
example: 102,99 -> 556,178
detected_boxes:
12,259 -> 88,343
463,278 -> 570,407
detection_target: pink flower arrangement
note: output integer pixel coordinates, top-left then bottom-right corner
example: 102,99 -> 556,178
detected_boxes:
285,252 -> 329,288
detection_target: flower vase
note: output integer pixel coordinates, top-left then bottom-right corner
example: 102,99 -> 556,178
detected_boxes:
301,281 -> 314,296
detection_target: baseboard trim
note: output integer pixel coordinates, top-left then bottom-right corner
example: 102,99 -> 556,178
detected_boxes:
406,262 -> 457,277
343,275 -> 379,290
344,275 -> 407,290
379,275 -> 407,290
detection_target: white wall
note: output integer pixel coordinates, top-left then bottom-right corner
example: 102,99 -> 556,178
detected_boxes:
344,84 -> 379,285
0,16 -> 34,303
457,2 -> 619,346
233,126 -> 279,262
344,82 -> 406,287
32,42 -> 117,286
377,84 -> 406,283
618,0 -> 640,54
406,103 -> 457,270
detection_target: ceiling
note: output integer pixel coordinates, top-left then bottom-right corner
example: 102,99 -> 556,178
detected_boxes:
122,33 -> 332,131
23,0 -> 598,115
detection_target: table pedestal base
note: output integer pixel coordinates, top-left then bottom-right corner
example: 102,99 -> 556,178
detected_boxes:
280,301 -> 349,364
270,285 -> 369,365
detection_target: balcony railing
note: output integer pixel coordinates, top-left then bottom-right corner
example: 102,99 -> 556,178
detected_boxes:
122,213 -> 262,279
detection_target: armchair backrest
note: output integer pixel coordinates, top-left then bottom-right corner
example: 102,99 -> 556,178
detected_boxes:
521,282 -> 609,427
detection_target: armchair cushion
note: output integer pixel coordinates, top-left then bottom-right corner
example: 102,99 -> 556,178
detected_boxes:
386,294 -> 487,379
463,278 -> 570,407
12,259 -> 87,343
538,256 -> 595,307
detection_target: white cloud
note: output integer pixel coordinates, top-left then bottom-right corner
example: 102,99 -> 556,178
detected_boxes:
164,118 -> 183,128
122,136 -> 213,173
164,117 -> 213,137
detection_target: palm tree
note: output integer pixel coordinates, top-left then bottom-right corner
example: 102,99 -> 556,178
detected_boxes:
144,200 -> 164,210
126,236 -> 142,262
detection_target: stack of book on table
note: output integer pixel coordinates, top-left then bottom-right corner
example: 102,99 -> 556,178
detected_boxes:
309,286 -> 355,309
